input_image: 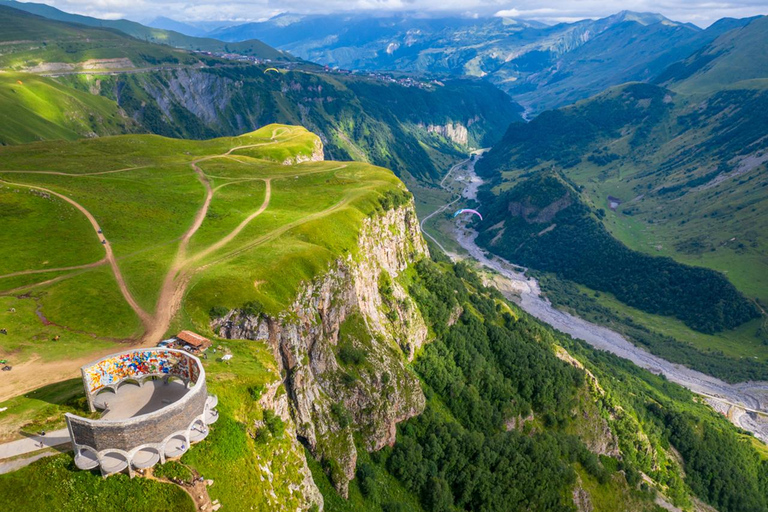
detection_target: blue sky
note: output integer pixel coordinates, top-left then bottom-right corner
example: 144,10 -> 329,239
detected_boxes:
24,0 -> 768,27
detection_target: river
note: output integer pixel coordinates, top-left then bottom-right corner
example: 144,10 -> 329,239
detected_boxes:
426,156 -> 768,443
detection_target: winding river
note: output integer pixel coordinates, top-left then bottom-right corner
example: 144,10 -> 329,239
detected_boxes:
424,156 -> 768,443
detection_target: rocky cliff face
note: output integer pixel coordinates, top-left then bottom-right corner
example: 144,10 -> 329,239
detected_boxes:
214,202 -> 429,497
421,122 -> 470,146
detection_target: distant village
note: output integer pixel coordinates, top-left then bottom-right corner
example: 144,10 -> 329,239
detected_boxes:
193,50 -> 443,89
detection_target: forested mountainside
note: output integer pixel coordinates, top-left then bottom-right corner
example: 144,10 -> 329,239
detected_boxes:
474,17 -> 768,382
0,5 -> 520,181
208,11 -> 753,113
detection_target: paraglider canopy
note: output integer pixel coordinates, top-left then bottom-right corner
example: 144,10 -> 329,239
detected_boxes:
454,209 -> 483,221
264,67 -> 279,74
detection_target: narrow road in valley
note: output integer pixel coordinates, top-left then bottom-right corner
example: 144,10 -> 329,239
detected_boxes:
419,159 -> 469,254
422,155 -> 768,443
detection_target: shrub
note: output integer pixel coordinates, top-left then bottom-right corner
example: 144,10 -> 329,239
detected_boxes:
241,300 -> 264,317
263,409 -> 285,439
154,461 -> 193,483
338,342 -> 366,366
209,305 -> 229,319
356,462 -> 378,501
331,403 -> 351,429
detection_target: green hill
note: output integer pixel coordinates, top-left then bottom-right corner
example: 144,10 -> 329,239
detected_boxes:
58,68 -> 519,181
0,124 -> 399,361
0,0 -> 292,61
0,72 -> 138,144
0,5 -> 520,181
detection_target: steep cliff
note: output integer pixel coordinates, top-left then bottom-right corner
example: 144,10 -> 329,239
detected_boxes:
215,202 -> 430,496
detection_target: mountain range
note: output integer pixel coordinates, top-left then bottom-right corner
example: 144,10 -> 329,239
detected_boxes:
202,10 -> 756,113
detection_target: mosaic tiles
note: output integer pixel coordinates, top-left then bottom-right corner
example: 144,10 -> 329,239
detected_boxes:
83,350 -> 197,393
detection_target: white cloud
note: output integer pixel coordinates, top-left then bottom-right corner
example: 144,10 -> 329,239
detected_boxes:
22,0 -> 768,27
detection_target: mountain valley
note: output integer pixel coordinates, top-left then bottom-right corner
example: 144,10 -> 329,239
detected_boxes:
0,3 -> 766,512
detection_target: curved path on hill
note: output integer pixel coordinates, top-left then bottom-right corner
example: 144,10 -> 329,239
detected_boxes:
0,258 -> 107,281
0,180 -> 153,328
0,166 -> 147,178
421,155 -> 768,443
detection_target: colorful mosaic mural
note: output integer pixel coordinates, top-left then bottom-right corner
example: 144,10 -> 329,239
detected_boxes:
84,350 -> 198,394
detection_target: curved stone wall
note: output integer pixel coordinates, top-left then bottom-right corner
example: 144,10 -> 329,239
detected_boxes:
67,381 -> 208,452
66,348 -> 217,476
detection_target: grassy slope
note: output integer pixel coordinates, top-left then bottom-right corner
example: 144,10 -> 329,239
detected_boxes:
0,72 -> 138,144
0,455 -> 195,512
657,16 -> 768,95
477,78 -> 768,374
178,339 -> 315,511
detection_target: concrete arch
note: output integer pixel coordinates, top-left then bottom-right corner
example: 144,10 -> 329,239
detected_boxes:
163,374 -> 188,387
131,446 -> 161,469
188,418 -> 208,443
99,451 -> 129,476
74,447 -> 99,470
205,407 -> 219,425
117,378 -> 141,390
163,432 -> 190,459
92,387 -> 117,410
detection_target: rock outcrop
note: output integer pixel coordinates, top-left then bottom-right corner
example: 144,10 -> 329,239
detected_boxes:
256,380 -> 325,511
283,138 -> 325,165
215,202 -> 429,496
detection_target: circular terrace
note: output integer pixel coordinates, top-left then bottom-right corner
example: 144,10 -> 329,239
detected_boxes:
66,348 -> 217,477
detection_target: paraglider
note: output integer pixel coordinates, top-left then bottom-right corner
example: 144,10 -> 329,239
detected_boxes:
453,209 -> 483,221
264,67 -> 280,74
